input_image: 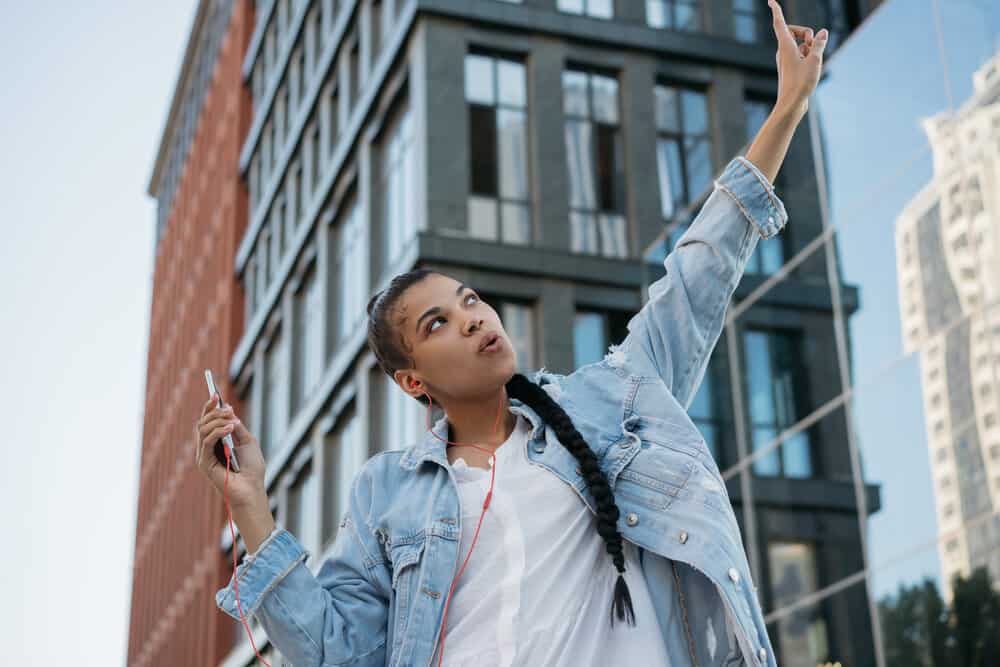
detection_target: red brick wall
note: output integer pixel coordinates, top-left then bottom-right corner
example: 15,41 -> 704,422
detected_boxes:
128,1 -> 255,665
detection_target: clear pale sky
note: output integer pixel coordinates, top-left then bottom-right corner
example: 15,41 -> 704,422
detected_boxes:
0,1 -> 996,664
0,2 -> 197,664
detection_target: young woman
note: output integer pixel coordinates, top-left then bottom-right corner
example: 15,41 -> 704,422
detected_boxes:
197,2 -> 827,665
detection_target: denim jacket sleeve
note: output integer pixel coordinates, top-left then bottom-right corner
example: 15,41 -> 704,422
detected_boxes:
215,466 -> 391,667
619,155 -> 789,409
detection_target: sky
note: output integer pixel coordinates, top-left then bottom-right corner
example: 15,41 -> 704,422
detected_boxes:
0,1 -> 197,664
0,0 -> 997,665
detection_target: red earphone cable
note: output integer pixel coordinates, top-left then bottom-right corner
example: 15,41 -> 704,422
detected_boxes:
223,448 -> 272,667
219,389 -> 506,667
425,391 -> 507,667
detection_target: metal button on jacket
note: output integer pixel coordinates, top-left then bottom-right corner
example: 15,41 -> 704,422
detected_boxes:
728,567 -> 740,584
758,647 -> 767,662
625,512 -> 639,526
678,530 -> 688,544
532,442 -> 545,453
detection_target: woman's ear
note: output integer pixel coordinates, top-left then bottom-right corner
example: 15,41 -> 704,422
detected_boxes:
394,370 -> 424,398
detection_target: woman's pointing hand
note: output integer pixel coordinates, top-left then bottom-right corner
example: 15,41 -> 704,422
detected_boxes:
768,0 -> 829,117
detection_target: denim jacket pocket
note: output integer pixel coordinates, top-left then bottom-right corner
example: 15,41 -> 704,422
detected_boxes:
388,537 -> 426,651
610,433 -> 696,512
630,414 -> 705,459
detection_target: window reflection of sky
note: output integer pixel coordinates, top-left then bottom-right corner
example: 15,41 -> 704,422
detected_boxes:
815,0 -> 1000,598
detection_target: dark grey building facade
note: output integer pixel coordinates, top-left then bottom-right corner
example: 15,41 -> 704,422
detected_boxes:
212,1 -> 885,665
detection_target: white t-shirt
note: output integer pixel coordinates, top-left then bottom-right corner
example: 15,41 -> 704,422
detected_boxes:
429,412 -> 671,667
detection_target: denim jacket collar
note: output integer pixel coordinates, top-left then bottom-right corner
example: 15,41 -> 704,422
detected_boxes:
398,395 -> 547,471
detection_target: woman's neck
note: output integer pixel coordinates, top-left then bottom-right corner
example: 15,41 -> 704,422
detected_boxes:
443,388 -> 517,449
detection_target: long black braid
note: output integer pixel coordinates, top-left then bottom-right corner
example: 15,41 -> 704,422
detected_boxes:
505,372 -> 636,628
366,267 -> 636,628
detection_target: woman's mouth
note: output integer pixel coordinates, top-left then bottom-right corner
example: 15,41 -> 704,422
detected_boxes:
479,334 -> 503,353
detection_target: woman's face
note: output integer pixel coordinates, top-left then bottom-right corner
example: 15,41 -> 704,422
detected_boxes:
391,273 -> 517,403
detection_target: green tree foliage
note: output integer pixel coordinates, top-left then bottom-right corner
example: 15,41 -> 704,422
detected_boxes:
879,566 -> 1000,666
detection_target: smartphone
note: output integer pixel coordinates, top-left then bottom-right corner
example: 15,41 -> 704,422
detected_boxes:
204,369 -> 240,472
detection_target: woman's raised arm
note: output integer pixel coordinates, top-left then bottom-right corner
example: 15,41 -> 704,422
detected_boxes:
615,1 -> 827,408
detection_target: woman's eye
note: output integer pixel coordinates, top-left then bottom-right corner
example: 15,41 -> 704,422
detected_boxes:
427,294 -> 478,334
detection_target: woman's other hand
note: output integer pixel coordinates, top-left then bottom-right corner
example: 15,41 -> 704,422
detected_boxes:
193,394 -> 269,509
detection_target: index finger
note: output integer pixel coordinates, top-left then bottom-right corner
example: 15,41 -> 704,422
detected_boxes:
768,0 -> 797,51
202,393 -> 219,416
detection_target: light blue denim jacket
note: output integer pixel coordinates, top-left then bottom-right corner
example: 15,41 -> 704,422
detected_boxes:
216,155 -> 789,666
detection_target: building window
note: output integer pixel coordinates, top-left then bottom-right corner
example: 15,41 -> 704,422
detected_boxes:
275,86 -> 288,151
264,328 -> 290,459
744,329 -> 813,478
304,6 -> 317,75
481,294 -> 538,371
372,0 -> 394,61
286,461 -> 318,559
563,69 -> 627,257
379,373 -> 423,452
347,34 -> 361,110
295,153 -> 310,222
288,160 -> 302,230
557,0 -> 612,19
294,262 -> 324,410
249,154 -> 261,211
817,0 -> 849,52
313,2 -> 325,68
732,0 -> 769,43
336,195 -> 366,342
276,0 -> 290,43
655,83 -> 712,228
322,404 -> 366,548
465,53 -> 531,245
282,174 -> 297,244
501,302 -> 537,372
269,206 -> 283,281
252,63 -> 265,106
325,80 -> 340,158
264,23 -> 277,79
689,357 -> 720,462
381,102 -> 418,265
240,379 -> 257,447
646,0 -> 702,31
244,257 -> 256,322
573,308 -> 631,369
256,228 -> 270,300
262,121 -> 273,186
290,47 -> 304,112
307,119 -> 321,196
767,542 -> 829,666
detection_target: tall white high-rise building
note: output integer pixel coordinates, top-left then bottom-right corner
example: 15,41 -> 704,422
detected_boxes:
895,50 -> 1000,601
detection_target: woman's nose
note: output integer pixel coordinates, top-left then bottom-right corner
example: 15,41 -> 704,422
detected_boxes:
464,317 -> 483,335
